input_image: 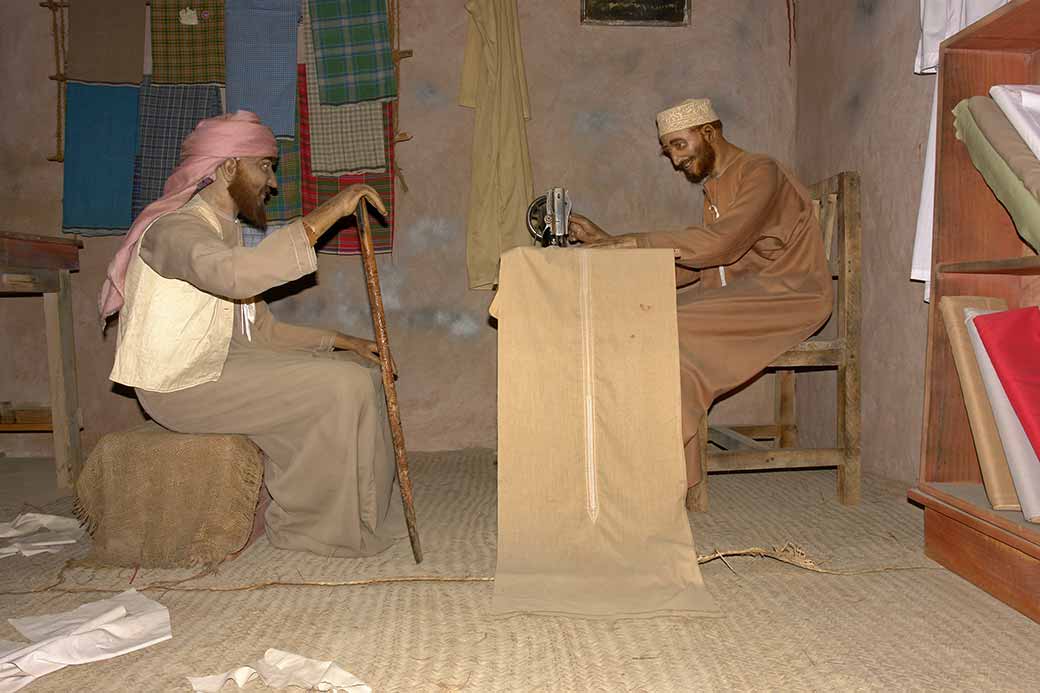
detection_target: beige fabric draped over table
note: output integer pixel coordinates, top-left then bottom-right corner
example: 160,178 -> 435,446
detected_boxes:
129,200 -> 404,557
459,0 -> 534,290
490,247 -> 718,618
635,151 -> 834,488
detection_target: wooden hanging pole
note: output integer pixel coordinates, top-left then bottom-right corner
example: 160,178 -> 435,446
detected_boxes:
40,1 -> 68,162
356,200 -> 422,564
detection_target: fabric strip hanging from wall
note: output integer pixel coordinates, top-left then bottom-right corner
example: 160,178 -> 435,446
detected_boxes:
63,83 -> 140,234
302,1 -> 387,174
298,66 -> 395,255
225,0 -> 300,137
151,0 -> 226,85
67,0 -> 145,85
307,0 -> 397,106
459,0 -> 534,290
131,78 -> 224,218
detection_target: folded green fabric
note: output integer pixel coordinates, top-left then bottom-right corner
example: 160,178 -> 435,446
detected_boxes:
954,98 -> 1040,253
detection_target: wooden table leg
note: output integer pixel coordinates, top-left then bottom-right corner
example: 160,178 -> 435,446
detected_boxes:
357,203 -> 423,563
43,269 -> 81,490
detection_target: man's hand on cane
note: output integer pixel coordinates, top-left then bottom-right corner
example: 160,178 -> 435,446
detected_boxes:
302,184 -> 387,246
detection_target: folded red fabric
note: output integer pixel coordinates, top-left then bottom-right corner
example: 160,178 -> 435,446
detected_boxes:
975,306 -> 1040,457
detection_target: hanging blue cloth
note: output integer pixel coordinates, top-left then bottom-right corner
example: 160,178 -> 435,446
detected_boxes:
225,0 -> 300,137
62,83 -> 140,232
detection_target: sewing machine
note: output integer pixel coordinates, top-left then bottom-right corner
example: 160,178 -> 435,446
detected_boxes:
526,187 -> 572,247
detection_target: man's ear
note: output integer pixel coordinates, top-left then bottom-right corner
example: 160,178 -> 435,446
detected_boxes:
700,124 -> 716,143
218,158 -> 237,183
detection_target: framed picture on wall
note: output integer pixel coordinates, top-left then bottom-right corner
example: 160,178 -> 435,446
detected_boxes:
581,0 -> 690,27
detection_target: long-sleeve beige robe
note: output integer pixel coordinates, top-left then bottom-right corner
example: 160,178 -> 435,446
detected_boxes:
132,201 -> 404,557
459,0 -> 534,290
635,149 -> 833,487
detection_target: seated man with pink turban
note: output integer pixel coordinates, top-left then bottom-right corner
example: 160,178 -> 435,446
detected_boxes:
102,111 -> 403,557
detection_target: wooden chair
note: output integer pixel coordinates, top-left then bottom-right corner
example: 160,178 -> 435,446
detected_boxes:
688,171 -> 862,511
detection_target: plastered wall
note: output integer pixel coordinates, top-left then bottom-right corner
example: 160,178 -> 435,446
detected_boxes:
795,0 -> 933,483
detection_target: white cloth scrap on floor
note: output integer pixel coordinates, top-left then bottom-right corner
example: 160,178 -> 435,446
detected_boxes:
0,513 -> 84,559
188,649 -> 371,692
0,513 -> 81,538
990,84 -> 1040,161
911,0 -> 1009,294
0,590 -> 172,693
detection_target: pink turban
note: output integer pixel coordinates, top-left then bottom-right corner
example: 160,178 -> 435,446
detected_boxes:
98,110 -> 277,321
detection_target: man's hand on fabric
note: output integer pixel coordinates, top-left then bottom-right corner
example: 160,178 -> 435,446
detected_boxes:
568,213 -> 611,244
334,333 -> 397,376
582,236 -> 639,250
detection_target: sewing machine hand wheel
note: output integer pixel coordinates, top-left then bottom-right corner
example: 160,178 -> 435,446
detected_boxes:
527,195 -> 551,246
527,188 -> 572,247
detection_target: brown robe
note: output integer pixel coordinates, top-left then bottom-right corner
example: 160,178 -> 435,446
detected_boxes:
636,149 -> 833,487
132,201 -> 404,556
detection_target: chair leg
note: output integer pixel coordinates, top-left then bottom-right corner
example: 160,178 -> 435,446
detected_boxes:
836,363 -> 861,505
686,415 -> 709,512
777,370 -> 798,448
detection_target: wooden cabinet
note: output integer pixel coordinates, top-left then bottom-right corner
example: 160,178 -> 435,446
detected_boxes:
909,0 -> 1040,623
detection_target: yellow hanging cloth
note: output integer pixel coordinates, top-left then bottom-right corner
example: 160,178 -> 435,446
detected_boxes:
459,0 -> 534,289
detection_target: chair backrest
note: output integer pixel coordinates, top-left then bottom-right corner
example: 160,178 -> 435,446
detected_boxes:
809,172 -> 861,343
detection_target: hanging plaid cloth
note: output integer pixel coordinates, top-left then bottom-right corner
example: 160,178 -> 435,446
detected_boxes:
307,0 -> 397,105
132,78 -> 224,218
267,136 -> 303,223
151,0 -> 226,85
298,65 -> 395,255
302,0 -> 386,174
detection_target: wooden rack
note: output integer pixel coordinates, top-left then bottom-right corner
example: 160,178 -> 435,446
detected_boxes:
909,0 -> 1040,623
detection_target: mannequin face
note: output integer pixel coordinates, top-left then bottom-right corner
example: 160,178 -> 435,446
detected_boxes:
227,156 -> 277,228
660,125 -> 717,184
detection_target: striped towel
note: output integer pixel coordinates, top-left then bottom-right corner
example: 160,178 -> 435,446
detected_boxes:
225,0 -> 299,137
268,136 -> 303,222
298,65 -> 395,255
132,78 -> 224,218
302,1 -> 386,174
308,0 -> 396,105
63,83 -> 140,233
151,0 -> 225,85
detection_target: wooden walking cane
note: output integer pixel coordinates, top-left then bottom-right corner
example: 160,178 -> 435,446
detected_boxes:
356,200 -> 423,563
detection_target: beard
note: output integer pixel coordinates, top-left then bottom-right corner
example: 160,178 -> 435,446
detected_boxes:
228,170 -> 269,230
679,144 -> 716,184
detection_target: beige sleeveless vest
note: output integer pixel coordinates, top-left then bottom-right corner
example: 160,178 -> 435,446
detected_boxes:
110,198 -> 236,393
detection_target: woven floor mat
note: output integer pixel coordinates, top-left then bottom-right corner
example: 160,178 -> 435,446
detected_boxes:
2,451 -> 1038,691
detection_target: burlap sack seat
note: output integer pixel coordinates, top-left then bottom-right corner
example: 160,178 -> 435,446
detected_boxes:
75,421 -> 263,567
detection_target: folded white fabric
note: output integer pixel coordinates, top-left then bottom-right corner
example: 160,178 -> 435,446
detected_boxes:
0,513 -> 81,538
0,513 -> 84,559
188,648 -> 371,692
990,84 -> 1040,161
0,590 -> 172,692
965,308 -> 1040,522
